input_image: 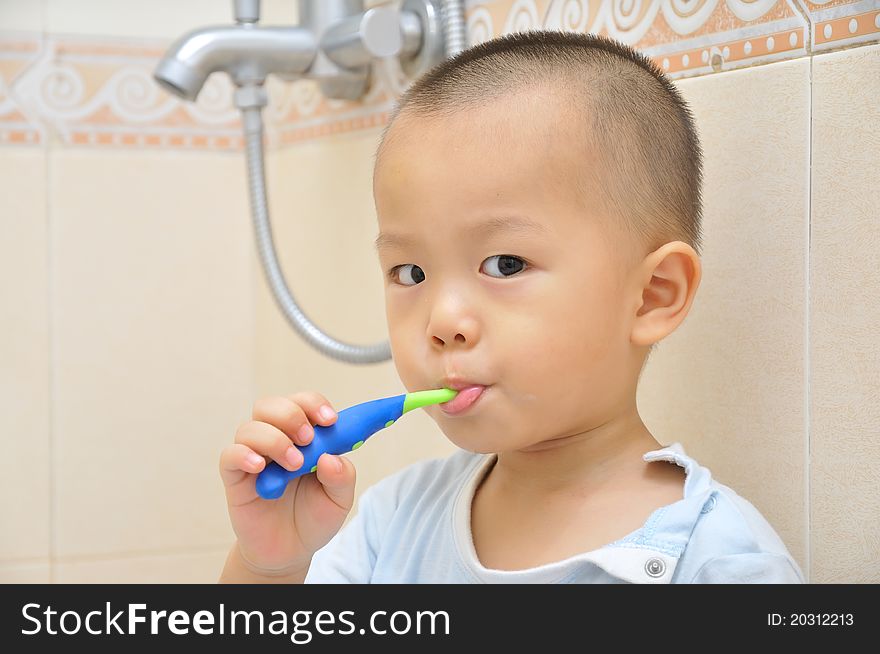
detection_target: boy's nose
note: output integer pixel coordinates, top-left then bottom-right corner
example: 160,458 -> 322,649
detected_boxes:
428,314 -> 479,349
426,289 -> 481,348
432,332 -> 468,347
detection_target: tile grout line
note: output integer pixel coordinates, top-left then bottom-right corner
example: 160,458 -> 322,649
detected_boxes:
53,545 -> 234,566
1,547 -> 233,569
794,0 -> 813,582
46,142 -> 54,584
41,0 -> 56,585
250,149 -> 258,425
804,54 -> 813,583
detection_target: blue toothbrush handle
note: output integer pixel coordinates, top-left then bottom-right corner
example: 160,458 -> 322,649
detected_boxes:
255,394 -> 406,500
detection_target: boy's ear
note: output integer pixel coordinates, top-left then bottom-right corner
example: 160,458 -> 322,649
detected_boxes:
629,241 -> 702,347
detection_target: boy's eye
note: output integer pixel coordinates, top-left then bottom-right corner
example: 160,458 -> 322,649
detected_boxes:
483,254 -> 526,278
388,255 -> 527,286
392,263 -> 427,286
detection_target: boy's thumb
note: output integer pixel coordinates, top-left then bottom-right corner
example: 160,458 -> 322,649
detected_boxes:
316,454 -> 356,512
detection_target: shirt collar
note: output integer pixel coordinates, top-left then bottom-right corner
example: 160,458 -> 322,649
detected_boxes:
453,442 -> 715,584
595,442 -> 716,583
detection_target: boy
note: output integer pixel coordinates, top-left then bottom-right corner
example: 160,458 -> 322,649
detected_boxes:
219,31 -> 804,583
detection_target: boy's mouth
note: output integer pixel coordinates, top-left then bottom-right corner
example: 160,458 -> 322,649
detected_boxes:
439,385 -> 488,415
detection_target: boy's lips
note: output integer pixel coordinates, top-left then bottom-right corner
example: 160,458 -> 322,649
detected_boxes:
439,384 -> 488,415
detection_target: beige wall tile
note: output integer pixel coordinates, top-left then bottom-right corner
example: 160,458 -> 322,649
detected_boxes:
637,58 -> 810,572
54,548 -> 229,583
45,0 -> 297,39
11,2 -> 875,583
810,43 -> 880,584
0,1 -> 43,32
50,149 -> 249,557
0,560 -> 51,583
255,133 -> 456,515
0,148 -> 51,562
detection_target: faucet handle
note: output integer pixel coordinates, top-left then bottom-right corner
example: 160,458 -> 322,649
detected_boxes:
360,7 -> 404,58
321,6 -> 404,69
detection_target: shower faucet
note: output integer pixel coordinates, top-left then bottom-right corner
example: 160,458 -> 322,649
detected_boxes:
155,0 -> 448,103
154,0 -> 466,364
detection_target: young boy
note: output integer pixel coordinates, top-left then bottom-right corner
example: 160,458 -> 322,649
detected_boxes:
219,31 -> 804,583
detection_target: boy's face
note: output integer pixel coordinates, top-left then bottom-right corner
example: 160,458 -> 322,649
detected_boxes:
373,92 -> 646,454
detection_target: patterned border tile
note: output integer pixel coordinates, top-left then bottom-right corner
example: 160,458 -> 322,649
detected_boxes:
799,0 -> 880,52
467,1 -> 810,77
0,32 -> 401,152
0,35 -> 45,145
1,0 -> 877,151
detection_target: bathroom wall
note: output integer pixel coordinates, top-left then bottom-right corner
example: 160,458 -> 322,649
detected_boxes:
1,0 -> 877,583
0,0 -> 296,583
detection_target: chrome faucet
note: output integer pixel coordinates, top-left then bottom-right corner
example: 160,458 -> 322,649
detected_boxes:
155,0 -> 449,103
154,1 -> 466,364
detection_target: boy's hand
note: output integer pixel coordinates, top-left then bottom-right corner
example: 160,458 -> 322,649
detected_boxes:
219,392 -> 356,575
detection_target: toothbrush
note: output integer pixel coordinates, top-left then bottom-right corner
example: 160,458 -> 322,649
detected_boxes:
255,388 -> 458,500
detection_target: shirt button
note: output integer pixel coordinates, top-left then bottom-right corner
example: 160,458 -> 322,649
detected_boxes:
645,557 -> 666,578
701,495 -> 717,514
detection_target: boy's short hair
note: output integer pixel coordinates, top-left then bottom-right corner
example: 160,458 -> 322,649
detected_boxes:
376,30 -> 704,258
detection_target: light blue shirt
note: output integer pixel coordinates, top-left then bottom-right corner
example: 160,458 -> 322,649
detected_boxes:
305,442 -> 805,583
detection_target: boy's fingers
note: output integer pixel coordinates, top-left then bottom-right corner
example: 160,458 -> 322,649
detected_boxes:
314,454 -> 356,513
219,443 -> 265,486
234,421 -> 304,473
286,392 -> 338,427
251,394 -> 337,447
252,396 -> 313,446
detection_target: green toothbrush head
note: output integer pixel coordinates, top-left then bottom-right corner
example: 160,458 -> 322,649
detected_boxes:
402,388 -> 458,414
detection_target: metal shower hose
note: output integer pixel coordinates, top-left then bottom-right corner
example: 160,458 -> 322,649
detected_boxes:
241,1 -> 466,364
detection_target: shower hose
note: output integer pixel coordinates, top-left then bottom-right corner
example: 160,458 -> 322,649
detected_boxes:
239,0 -> 466,364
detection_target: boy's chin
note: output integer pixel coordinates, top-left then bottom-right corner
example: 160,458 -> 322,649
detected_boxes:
440,432 -> 504,455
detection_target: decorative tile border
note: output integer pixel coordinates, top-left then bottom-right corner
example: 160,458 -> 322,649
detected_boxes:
800,0 -> 880,51
470,0 -> 811,76
0,36 -> 45,145
1,0 -> 877,151
0,32 -> 403,151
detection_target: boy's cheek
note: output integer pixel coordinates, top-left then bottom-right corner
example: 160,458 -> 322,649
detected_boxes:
387,337 -> 430,390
